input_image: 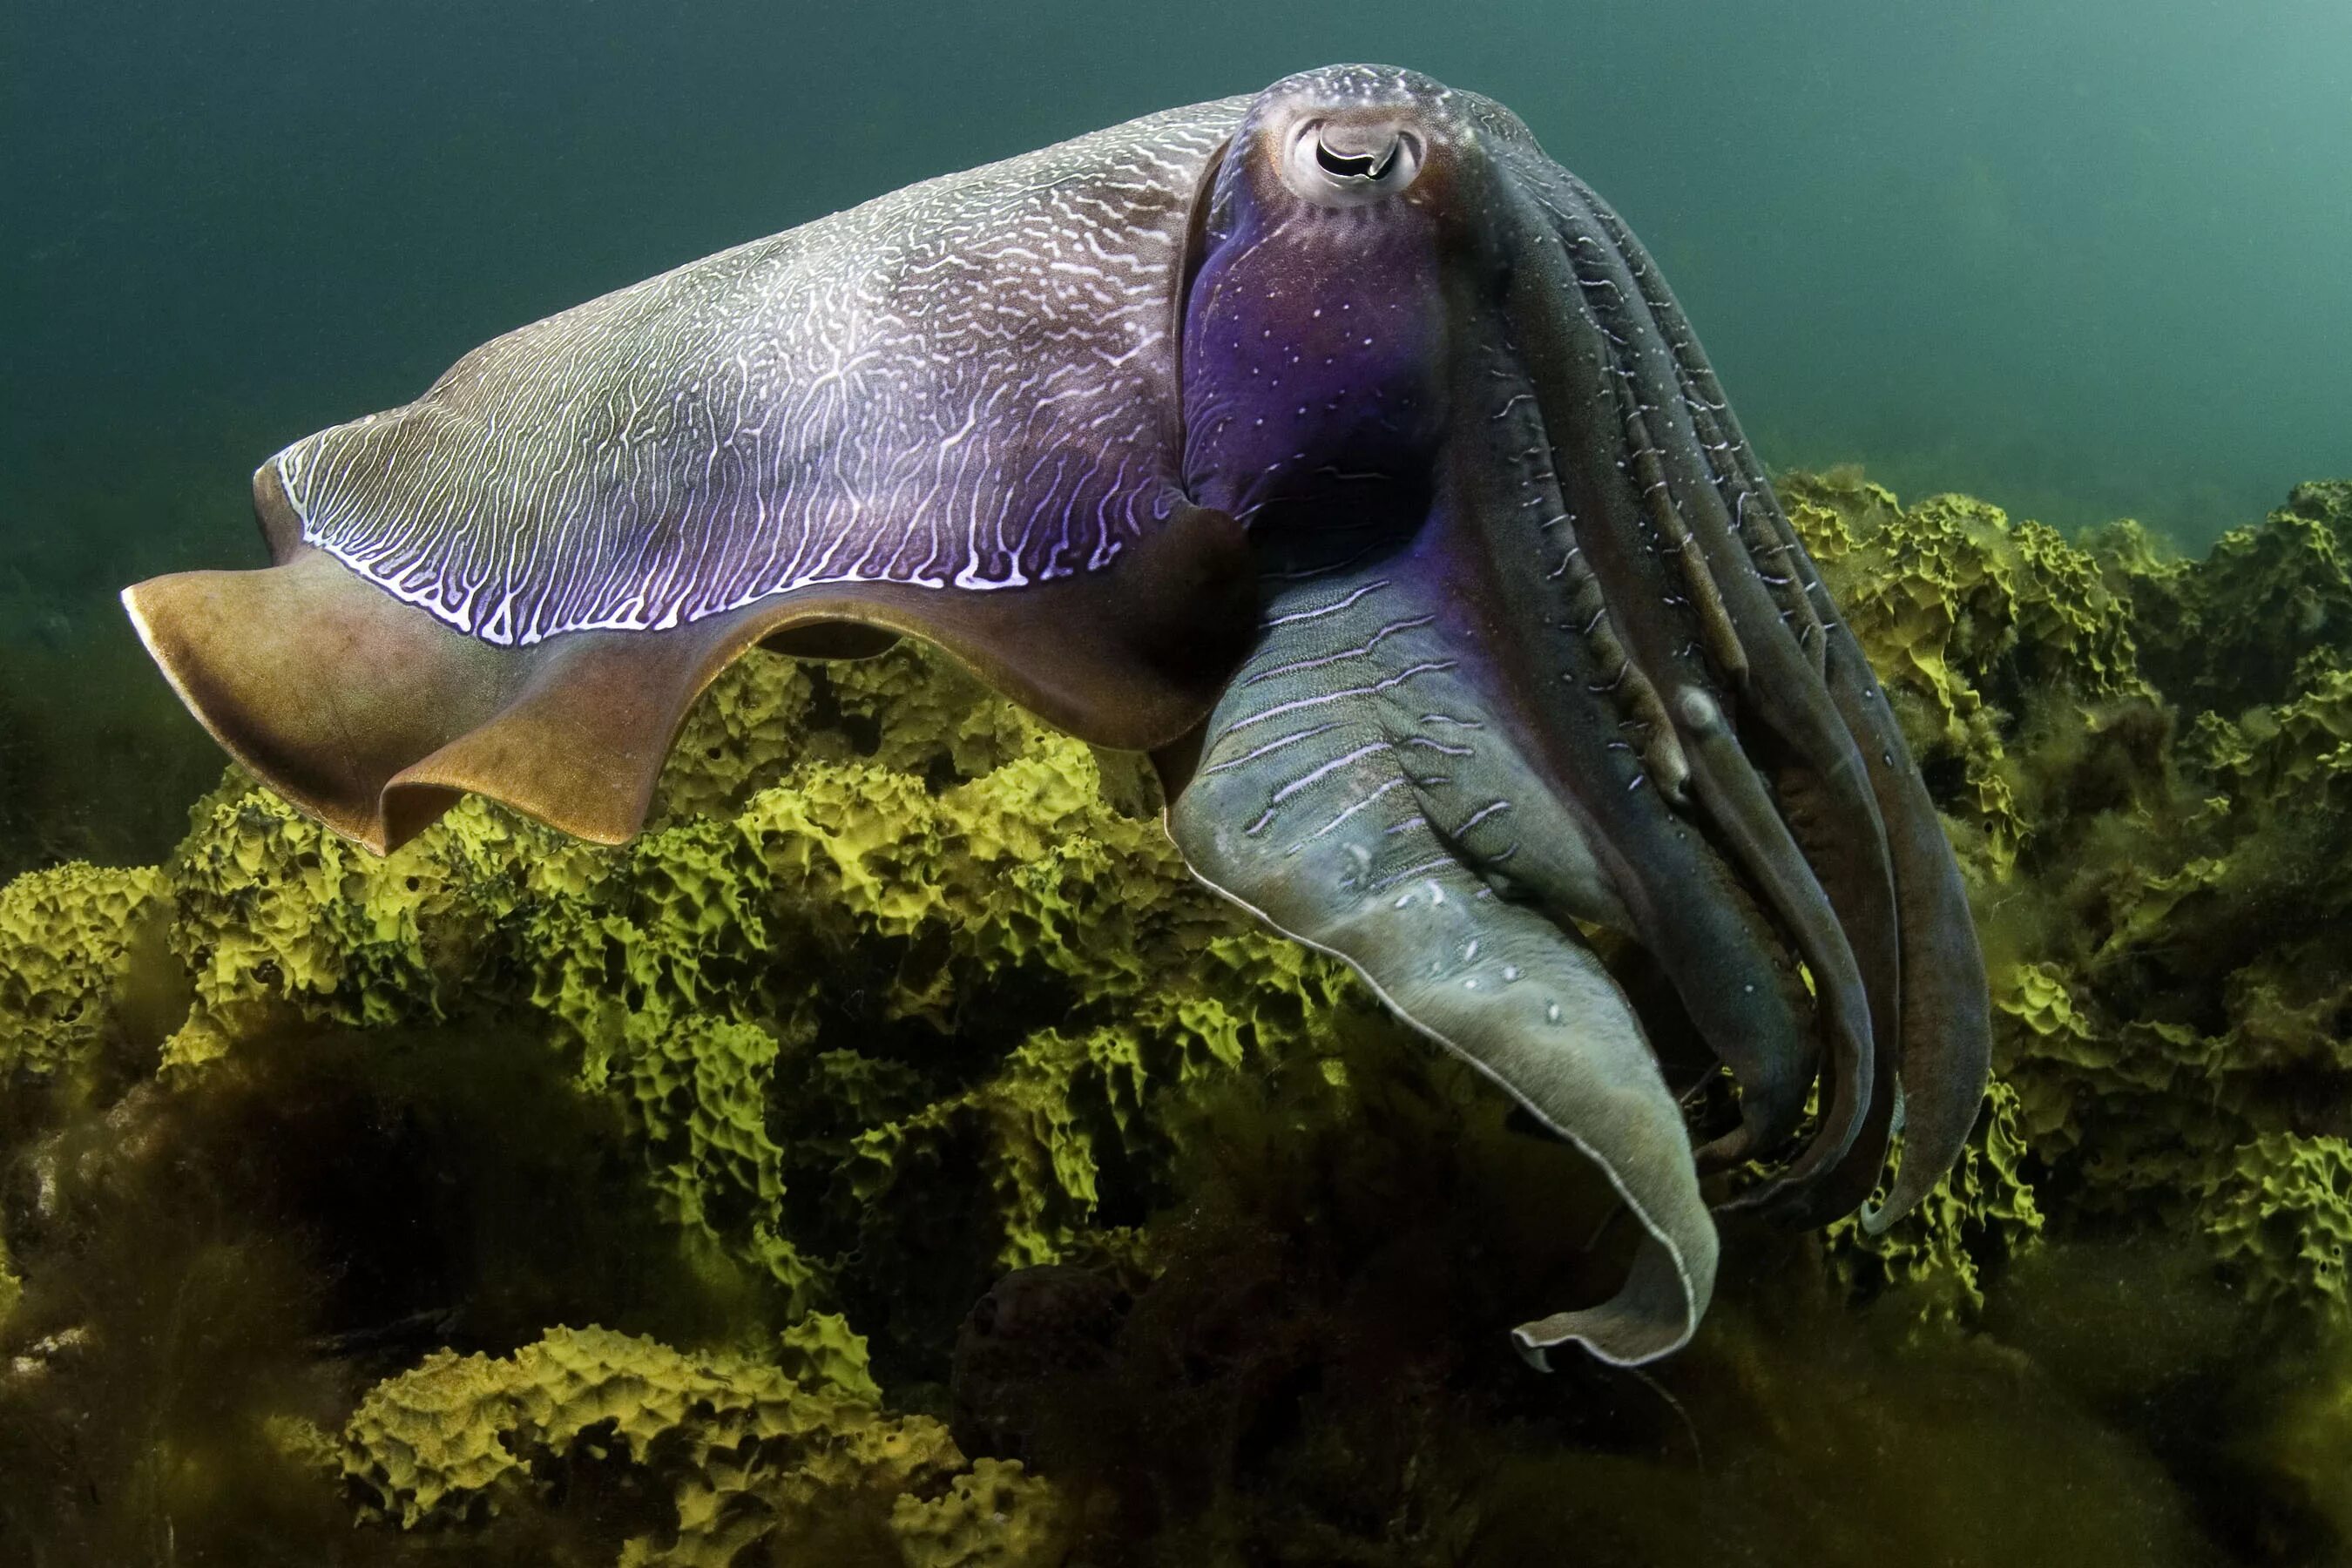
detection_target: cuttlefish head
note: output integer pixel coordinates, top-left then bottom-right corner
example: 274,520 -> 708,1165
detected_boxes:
1162,64 -> 1989,1368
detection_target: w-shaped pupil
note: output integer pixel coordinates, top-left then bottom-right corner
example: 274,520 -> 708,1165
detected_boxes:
1315,136 -> 1397,181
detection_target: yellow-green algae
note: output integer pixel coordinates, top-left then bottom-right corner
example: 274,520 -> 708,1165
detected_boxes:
136,645 -> 1349,1328
2090,479 -> 2352,714
0,477 -> 2349,1564
0,859 -> 171,1085
340,1319 -> 1065,1565
1791,472 -> 2352,1330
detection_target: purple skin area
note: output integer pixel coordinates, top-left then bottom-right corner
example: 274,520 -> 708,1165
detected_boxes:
1179,148 -> 1449,536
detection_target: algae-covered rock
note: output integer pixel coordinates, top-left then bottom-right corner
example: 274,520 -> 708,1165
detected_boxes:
2090,479 -> 2352,714
0,860 -> 172,1084
889,1457 -> 1071,1568
161,781 -> 601,1068
118,643 -> 1354,1362
2198,1134 -> 2352,1322
1820,1078 -> 2045,1317
341,1321 -> 1021,1565
1788,474 -> 2352,1331
1787,470 -> 2152,882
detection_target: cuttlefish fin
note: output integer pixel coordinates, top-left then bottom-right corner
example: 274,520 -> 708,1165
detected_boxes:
125,465 -> 1254,855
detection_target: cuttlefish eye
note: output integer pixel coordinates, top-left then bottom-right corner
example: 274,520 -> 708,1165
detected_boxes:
1284,119 -> 1423,205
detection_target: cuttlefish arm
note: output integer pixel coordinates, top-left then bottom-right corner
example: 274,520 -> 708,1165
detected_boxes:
1511,155 -> 1990,1224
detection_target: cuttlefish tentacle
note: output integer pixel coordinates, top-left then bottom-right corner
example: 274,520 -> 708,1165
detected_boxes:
1628,270 -> 1990,1219
1526,166 -> 1918,1213
1558,175 -> 1831,665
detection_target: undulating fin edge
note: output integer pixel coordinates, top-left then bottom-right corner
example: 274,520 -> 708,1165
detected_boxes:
123,465 -> 1256,855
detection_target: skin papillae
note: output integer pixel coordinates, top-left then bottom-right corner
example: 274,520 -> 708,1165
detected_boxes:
121,64 -> 1989,1368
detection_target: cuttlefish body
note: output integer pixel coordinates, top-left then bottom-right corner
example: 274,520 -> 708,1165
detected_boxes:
124,65 -> 1989,1367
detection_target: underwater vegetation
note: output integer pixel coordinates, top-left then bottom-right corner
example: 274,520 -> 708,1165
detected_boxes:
2,471 -> 2349,1564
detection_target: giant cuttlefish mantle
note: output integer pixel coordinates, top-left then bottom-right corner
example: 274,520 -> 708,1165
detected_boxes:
122,63 -> 1990,1369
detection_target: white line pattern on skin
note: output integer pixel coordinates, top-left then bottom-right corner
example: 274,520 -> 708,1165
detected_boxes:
277,104 -> 1243,647
1209,661 -> 1459,741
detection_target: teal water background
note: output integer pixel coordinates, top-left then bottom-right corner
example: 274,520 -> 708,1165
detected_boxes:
3,0 -> 2349,868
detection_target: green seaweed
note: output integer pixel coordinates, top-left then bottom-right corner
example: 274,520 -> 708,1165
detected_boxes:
1788,472 -> 2352,1332
337,1321 -> 1061,1566
0,860 -> 174,1084
2089,480 -> 2352,714
112,645 -> 1353,1369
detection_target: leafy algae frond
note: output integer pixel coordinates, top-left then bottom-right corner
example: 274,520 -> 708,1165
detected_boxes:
2092,479 -> 2352,713
0,860 -> 171,1084
341,1319 -> 1064,1565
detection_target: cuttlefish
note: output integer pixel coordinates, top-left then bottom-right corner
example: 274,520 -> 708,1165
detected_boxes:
123,64 -> 1989,1367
